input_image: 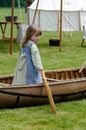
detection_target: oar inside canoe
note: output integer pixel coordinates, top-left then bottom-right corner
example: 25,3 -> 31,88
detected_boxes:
79,61 -> 86,73
47,78 -> 60,82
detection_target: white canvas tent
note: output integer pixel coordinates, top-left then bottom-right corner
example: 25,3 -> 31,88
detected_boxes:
27,0 -> 86,31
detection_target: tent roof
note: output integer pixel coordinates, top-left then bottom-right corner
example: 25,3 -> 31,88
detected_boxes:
29,0 -> 86,11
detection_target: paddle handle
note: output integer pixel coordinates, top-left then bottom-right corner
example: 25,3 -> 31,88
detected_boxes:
79,61 -> 86,73
41,70 -> 57,114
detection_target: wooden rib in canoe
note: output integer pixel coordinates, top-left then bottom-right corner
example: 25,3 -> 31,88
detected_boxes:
0,67 -> 86,108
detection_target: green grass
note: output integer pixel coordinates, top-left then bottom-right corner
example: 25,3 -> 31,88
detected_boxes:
0,31 -> 85,75
0,8 -> 86,130
0,101 -> 86,130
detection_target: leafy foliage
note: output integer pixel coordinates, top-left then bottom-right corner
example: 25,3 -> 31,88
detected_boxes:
0,0 -> 25,7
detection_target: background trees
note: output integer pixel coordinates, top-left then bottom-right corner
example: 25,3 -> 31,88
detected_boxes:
0,0 -> 25,7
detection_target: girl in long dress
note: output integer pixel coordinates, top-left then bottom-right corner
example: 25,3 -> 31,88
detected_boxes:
12,24 -> 43,85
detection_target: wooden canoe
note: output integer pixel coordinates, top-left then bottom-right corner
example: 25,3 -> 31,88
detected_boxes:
0,67 -> 86,108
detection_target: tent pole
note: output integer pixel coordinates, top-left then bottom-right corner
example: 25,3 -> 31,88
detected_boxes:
59,0 -> 63,52
10,0 -> 14,54
32,0 -> 39,24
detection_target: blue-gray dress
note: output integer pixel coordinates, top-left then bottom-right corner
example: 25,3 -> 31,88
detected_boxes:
12,41 -> 43,85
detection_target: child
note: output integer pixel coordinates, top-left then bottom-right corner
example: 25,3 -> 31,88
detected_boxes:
12,24 -> 43,85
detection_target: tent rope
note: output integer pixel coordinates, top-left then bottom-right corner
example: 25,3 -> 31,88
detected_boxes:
17,0 -> 23,23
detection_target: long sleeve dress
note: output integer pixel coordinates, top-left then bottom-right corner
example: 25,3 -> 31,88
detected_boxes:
12,40 -> 43,85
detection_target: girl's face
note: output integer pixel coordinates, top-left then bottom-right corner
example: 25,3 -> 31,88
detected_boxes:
31,33 -> 39,43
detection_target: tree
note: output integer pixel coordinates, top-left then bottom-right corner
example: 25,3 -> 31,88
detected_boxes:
0,0 -> 25,7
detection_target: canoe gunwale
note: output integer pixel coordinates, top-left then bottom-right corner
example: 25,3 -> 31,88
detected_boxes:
0,77 -> 86,96
0,77 -> 86,89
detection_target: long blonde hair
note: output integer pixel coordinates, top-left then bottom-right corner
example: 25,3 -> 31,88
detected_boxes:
21,24 -> 42,47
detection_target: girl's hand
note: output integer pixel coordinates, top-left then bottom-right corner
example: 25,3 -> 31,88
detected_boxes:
39,68 -> 43,74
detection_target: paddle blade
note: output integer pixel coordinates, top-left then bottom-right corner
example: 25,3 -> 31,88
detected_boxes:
42,70 -> 57,114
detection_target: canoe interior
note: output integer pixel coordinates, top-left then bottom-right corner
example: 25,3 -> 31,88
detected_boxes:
0,67 -> 86,85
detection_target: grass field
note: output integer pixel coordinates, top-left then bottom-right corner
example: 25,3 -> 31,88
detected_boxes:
0,8 -> 86,130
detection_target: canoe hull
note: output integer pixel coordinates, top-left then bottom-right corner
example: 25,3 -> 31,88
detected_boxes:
0,67 -> 86,108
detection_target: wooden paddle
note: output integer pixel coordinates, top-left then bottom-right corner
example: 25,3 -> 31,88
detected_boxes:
41,70 -> 57,114
79,61 -> 86,73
